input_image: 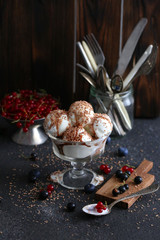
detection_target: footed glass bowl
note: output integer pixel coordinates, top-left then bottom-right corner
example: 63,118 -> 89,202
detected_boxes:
47,132 -> 108,190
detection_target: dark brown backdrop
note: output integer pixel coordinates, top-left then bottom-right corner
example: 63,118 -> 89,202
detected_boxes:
0,0 -> 159,117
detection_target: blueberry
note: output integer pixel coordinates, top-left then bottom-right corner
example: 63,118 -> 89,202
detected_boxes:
118,147 -> 128,157
106,137 -> 111,144
120,173 -> 128,182
125,170 -> 131,176
39,190 -> 49,200
67,202 -> 76,211
115,169 -> 123,178
29,175 -> 37,183
118,185 -> 126,194
84,184 -> 95,194
30,152 -> 38,161
29,169 -> 41,178
124,184 -> 129,190
112,188 -> 120,196
134,176 -> 143,184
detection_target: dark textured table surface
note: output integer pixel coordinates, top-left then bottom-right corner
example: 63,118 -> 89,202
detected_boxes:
0,117 -> 160,240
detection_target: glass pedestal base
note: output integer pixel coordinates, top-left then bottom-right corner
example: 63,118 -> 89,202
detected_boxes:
50,168 -> 104,190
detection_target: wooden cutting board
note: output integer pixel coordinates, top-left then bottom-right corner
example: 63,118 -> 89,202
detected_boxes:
96,159 -> 155,209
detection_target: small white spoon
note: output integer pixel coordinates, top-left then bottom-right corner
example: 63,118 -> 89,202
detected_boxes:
82,183 -> 159,216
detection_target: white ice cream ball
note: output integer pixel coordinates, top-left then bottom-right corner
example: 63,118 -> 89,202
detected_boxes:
43,109 -> 70,137
62,126 -> 93,142
93,113 -> 113,138
68,101 -> 94,127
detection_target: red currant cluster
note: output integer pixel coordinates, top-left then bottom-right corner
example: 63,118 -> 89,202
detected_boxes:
121,165 -> 134,173
0,90 -> 59,132
95,201 -> 107,213
100,164 -> 111,174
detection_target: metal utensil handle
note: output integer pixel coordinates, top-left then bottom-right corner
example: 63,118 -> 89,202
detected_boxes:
123,42 -> 158,91
77,42 -> 95,77
114,18 -> 148,76
76,63 -> 92,75
108,183 -> 159,210
79,72 -> 96,88
123,44 -> 153,90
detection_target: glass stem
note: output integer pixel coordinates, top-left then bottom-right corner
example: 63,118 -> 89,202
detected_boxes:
70,162 -> 86,178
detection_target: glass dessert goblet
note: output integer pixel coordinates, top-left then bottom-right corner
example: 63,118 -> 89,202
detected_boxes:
47,133 -> 108,190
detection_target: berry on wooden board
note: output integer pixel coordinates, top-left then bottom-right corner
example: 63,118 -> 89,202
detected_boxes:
128,167 -> 134,173
112,188 -> 120,197
122,165 -> 129,172
120,173 -> 129,182
124,184 -> 129,190
115,169 -> 123,178
118,185 -> 126,194
134,176 -> 143,184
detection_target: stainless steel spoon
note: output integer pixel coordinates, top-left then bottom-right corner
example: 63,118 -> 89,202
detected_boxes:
82,183 -> 159,216
76,63 -> 94,77
79,71 -> 96,88
96,65 -> 107,92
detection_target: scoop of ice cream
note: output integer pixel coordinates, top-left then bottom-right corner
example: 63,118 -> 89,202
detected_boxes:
62,126 -> 93,142
68,101 -> 94,127
43,109 -> 70,137
85,113 -> 113,138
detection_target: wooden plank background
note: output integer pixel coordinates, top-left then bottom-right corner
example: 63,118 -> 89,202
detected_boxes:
0,0 -> 75,109
0,0 -> 159,116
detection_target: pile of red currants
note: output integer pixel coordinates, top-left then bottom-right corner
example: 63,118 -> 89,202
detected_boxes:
0,89 -> 59,132
95,201 -> 107,213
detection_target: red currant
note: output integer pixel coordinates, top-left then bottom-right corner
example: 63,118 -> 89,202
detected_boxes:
14,115 -> 19,120
16,122 -> 22,128
47,184 -> 54,192
2,112 -> 7,117
29,119 -> 35,125
122,165 -> 129,172
128,167 -> 134,173
104,167 -> 111,174
97,208 -> 103,213
96,201 -> 104,208
12,92 -> 17,97
25,122 -> 31,128
47,190 -> 52,195
100,164 -> 106,171
23,127 -> 28,132
95,201 -> 107,213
